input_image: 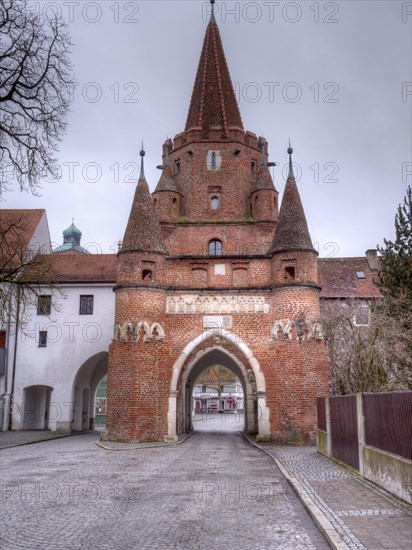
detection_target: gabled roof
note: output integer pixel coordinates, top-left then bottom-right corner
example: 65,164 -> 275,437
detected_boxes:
318,257 -> 382,299
185,15 -> 243,138
48,253 -> 117,283
0,209 -> 45,251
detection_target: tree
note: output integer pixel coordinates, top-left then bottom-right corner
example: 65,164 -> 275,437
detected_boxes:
0,0 -> 74,194
377,186 -> 412,306
0,216 -> 59,327
321,187 -> 412,394
375,185 -> 412,378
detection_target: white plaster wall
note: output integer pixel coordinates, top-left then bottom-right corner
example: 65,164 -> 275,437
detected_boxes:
29,211 -> 52,253
12,283 -> 115,430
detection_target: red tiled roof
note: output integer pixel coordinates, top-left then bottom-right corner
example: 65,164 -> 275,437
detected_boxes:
185,16 -> 243,138
49,253 -> 117,283
0,209 -> 45,249
318,258 -> 382,299
122,178 -> 168,254
270,177 -> 314,254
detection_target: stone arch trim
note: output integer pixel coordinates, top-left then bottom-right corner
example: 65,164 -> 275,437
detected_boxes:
170,331 -> 266,393
167,331 -> 270,440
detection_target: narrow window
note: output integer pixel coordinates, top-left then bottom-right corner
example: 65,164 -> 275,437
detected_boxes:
80,295 -> 94,315
142,269 -> 153,282
172,198 -> 177,205
209,239 -> 222,256
174,160 -> 180,175
251,160 -> 257,173
39,331 -> 47,347
210,196 -> 220,210
284,267 -> 296,281
37,296 -> 51,316
211,152 -> 217,169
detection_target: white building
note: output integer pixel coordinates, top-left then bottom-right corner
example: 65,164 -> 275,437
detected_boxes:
1,210 -> 115,432
192,381 -> 244,414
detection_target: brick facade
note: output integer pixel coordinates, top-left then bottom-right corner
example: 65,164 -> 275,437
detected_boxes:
106,11 -> 329,444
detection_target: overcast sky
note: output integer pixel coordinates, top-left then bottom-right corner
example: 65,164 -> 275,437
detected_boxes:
2,0 -> 412,257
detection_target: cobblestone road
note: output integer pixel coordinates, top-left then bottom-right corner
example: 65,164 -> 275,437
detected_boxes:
0,421 -> 330,550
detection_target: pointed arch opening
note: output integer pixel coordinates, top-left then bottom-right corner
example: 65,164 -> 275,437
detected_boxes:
167,332 -> 270,441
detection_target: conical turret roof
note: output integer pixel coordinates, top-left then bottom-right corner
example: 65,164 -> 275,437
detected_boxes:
122,149 -> 168,254
154,166 -> 179,193
185,10 -> 243,138
252,165 -> 276,192
270,146 -> 315,254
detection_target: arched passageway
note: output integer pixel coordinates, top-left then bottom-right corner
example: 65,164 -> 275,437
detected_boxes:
168,332 -> 270,440
182,348 -> 250,433
22,385 -> 53,429
72,352 -> 108,432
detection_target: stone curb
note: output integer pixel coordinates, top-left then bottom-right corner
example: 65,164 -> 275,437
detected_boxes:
0,431 -> 90,450
95,431 -> 193,451
242,434 -> 350,550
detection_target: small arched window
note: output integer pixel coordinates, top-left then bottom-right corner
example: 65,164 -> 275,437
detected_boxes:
210,196 -> 220,210
172,198 -> 177,205
209,239 -> 222,256
142,269 -> 153,282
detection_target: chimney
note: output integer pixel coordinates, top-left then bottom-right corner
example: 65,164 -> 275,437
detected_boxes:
365,249 -> 379,271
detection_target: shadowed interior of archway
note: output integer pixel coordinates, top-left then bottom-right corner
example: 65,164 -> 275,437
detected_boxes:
180,348 -> 257,435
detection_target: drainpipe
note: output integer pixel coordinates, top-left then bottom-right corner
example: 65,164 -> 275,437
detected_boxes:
1,297 -> 12,430
8,288 -> 20,431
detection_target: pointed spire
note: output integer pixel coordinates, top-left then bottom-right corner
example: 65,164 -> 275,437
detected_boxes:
269,144 -> 314,254
122,149 -> 168,255
210,0 -> 216,22
287,139 -> 295,179
185,5 -> 243,138
139,142 -> 145,181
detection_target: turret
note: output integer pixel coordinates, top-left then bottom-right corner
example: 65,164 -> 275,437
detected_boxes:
152,139 -> 182,223
251,138 -> 279,222
270,143 -> 318,286
118,147 -> 168,290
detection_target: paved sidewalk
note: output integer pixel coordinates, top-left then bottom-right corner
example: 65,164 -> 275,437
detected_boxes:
255,442 -> 412,550
0,430 -> 70,449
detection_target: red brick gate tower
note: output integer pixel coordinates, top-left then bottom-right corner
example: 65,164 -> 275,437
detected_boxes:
106,3 -> 329,443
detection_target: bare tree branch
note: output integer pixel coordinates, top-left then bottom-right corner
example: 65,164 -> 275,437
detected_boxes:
0,0 -> 74,194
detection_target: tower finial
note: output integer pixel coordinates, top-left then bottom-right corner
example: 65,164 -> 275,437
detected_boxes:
139,142 -> 146,181
287,139 -> 294,179
210,0 -> 216,22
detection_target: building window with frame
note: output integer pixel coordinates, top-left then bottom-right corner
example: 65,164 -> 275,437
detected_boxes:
39,331 -> 47,347
174,160 -> 180,175
37,295 -> 51,315
210,196 -> 220,210
80,295 -> 94,315
354,306 -> 370,327
209,239 -> 222,256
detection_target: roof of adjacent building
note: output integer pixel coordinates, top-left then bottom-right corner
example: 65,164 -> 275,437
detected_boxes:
318,257 -> 381,299
185,13 -> 243,138
0,209 -> 45,250
48,253 -> 117,283
53,221 -> 90,254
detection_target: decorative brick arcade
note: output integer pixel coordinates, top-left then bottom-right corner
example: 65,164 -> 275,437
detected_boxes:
105,3 -> 329,443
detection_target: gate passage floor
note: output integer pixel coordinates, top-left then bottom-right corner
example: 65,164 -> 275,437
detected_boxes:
0,420 -> 330,550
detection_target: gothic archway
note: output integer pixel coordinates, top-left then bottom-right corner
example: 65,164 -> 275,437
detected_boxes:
167,332 -> 270,440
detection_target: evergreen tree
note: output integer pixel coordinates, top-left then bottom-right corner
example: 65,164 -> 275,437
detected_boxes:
377,186 -> 412,307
